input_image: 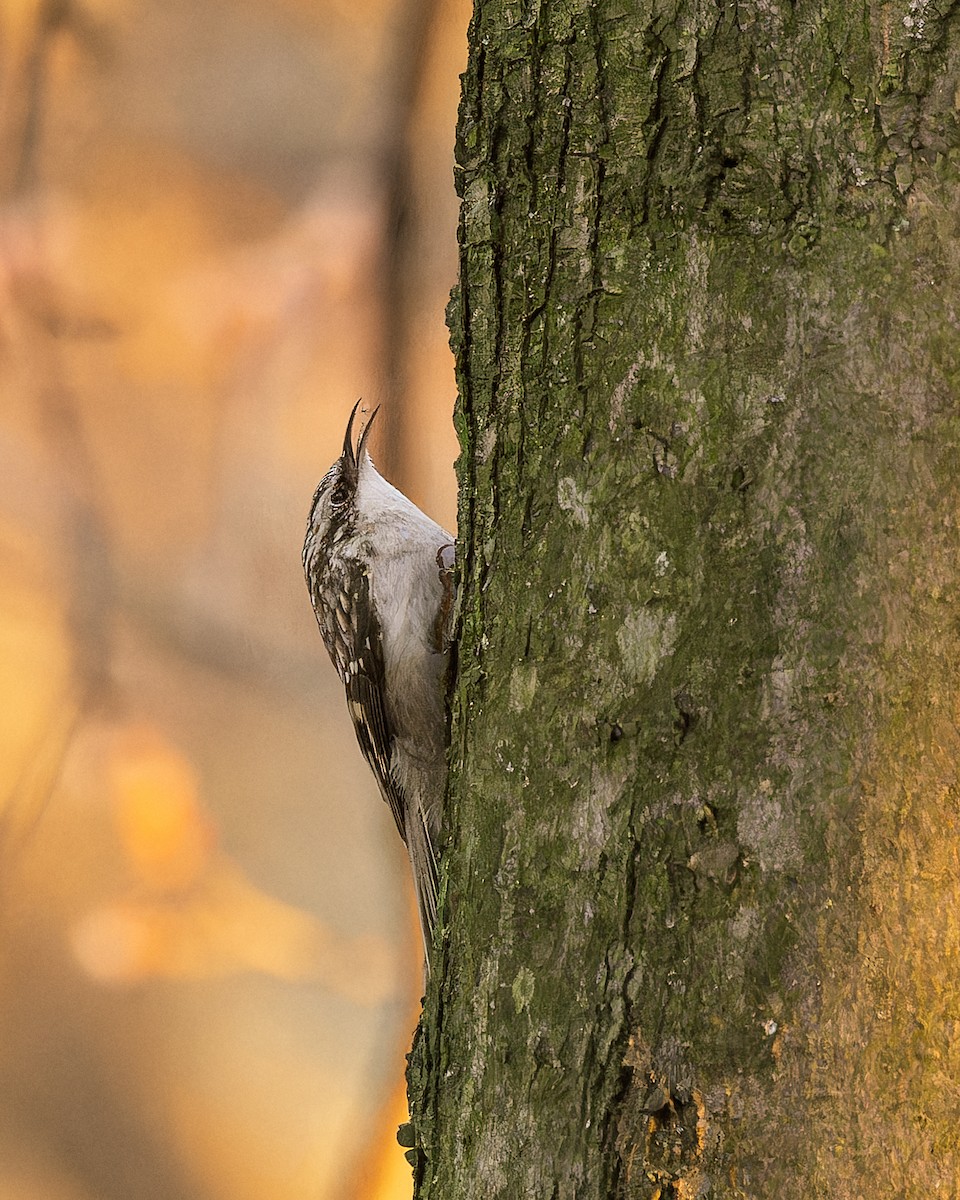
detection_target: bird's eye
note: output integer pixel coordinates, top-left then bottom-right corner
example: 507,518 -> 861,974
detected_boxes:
330,481 -> 351,510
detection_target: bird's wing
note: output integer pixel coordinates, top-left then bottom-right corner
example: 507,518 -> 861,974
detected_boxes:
318,558 -> 408,844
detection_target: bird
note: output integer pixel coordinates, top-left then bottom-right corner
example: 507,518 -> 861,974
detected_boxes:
302,401 -> 455,966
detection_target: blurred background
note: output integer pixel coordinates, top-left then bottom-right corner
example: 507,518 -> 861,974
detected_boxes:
0,0 -> 466,1196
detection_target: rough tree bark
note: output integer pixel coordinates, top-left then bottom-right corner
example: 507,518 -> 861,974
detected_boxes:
408,0 -> 960,1195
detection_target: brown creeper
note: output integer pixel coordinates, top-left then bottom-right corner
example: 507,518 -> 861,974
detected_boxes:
302,401 -> 455,964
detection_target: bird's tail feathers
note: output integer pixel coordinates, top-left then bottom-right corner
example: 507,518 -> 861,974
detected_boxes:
407,804 -> 439,974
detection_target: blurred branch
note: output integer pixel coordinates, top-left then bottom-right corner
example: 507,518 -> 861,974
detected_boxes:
0,382 -> 118,889
0,0 -> 110,199
0,0 -> 120,866
39,384 -> 118,707
5,0 -> 66,198
0,703 -> 82,905
114,570 -> 323,691
375,0 -> 445,489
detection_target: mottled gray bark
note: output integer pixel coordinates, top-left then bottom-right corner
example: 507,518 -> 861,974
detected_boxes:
409,0 -> 960,1195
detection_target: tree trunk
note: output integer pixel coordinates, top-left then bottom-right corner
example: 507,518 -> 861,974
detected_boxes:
409,0 -> 960,1195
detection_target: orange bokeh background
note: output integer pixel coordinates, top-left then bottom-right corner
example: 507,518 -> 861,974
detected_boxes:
0,1 -> 467,1196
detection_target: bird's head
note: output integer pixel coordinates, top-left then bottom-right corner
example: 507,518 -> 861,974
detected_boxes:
305,399 -> 379,544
